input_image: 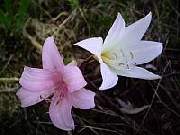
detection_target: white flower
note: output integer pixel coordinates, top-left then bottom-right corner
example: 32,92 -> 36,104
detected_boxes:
74,12 -> 162,90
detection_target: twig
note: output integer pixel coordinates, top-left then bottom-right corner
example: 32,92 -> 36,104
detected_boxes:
81,125 -> 123,135
23,19 -> 42,52
0,87 -> 18,93
0,77 -> 19,82
52,11 -> 69,21
32,0 -> 52,19
0,55 -> 13,74
135,60 -> 171,135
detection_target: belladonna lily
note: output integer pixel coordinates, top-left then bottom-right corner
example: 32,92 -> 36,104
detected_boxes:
74,12 -> 162,90
16,37 -> 95,131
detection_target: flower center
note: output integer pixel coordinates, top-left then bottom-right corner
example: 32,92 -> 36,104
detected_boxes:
101,49 -> 134,69
101,51 -> 110,61
53,72 -> 68,102
101,50 -> 120,66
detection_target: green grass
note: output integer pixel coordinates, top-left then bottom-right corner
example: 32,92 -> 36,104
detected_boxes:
0,0 -> 30,35
0,0 -> 180,135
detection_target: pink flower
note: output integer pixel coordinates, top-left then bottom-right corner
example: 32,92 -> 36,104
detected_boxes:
16,36 -> 95,131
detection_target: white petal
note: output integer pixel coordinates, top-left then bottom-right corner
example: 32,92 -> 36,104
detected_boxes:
74,37 -> 103,55
115,66 -> 161,80
121,12 -> 152,47
71,88 -> 95,109
130,41 -> 162,65
103,12 -> 125,51
99,63 -> 118,90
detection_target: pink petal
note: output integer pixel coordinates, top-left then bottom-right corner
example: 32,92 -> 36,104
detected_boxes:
19,66 -> 58,91
16,88 -> 53,107
63,64 -> 87,93
49,96 -> 74,131
42,36 -> 64,72
71,88 -> 95,109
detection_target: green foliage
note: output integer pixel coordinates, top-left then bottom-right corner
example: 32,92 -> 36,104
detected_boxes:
68,0 -> 80,9
0,0 -> 30,34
